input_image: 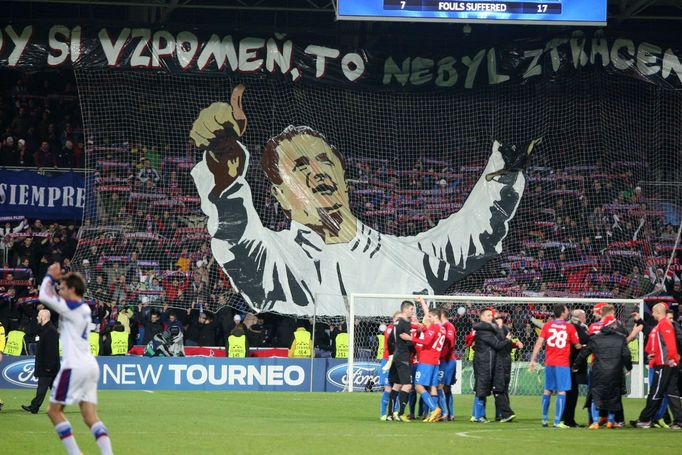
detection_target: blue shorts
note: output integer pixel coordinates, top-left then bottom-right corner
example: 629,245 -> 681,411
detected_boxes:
544,366 -> 571,392
415,364 -> 439,387
438,360 -> 456,385
379,359 -> 391,387
411,364 -> 418,385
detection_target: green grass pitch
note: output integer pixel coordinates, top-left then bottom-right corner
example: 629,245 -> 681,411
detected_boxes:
0,390 -> 677,454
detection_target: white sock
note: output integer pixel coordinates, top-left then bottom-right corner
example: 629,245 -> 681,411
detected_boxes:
55,421 -> 81,455
91,421 -> 113,455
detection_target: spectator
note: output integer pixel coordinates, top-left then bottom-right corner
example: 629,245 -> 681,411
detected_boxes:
314,323 -> 332,357
137,158 -> 160,186
197,313 -> 217,346
33,141 -> 55,167
109,274 -> 128,305
163,309 -> 183,334
90,274 -> 106,297
137,308 -> 164,346
185,306 -> 217,346
10,107 -> 31,138
104,261 -> 123,285
56,140 -> 74,168
274,317 -> 296,348
80,259 -> 93,284
243,313 -> 266,348
163,276 -> 188,306
0,136 -> 16,166
12,139 -> 34,166
175,249 -> 190,272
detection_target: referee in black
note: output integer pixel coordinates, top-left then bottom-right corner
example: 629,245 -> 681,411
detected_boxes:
387,300 -> 416,422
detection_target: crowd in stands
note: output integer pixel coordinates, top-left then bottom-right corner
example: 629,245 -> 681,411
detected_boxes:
0,70 -> 84,169
1,69 -> 681,360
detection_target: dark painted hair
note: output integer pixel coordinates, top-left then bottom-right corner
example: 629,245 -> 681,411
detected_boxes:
260,125 -> 345,185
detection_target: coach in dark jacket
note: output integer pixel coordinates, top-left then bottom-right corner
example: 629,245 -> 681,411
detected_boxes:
473,309 -> 514,420
22,309 -> 60,414
573,324 -> 632,417
564,309 -> 591,427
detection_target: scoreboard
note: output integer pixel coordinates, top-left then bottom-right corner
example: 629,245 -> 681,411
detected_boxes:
336,0 -> 606,25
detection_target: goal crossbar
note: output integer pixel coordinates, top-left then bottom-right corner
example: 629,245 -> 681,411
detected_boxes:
347,293 -> 645,398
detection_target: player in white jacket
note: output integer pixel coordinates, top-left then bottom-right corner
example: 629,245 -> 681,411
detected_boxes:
39,263 -> 113,455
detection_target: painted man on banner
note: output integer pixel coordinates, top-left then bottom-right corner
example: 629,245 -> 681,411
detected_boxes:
190,85 -> 541,316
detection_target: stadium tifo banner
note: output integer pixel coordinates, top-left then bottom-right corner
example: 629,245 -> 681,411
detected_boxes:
0,24 -> 681,89
0,170 -> 85,220
4,24 -> 680,318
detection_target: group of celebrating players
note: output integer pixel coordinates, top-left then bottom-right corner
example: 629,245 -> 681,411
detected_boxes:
379,297 -> 457,422
378,297 -> 682,430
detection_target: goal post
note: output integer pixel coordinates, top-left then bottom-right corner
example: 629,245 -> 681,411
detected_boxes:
347,293 -> 645,398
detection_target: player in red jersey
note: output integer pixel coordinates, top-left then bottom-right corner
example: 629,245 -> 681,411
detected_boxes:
588,302 -> 607,335
413,308 -> 446,422
530,303 -> 582,428
438,309 -> 457,421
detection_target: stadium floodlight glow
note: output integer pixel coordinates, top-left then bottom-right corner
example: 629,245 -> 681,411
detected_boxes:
347,293 -> 645,398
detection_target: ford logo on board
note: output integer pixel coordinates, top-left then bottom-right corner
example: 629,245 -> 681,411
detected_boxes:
2,359 -> 38,388
326,362 -> 380,391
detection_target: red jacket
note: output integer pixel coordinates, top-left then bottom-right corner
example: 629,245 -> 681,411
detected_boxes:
645,318 -> 680,367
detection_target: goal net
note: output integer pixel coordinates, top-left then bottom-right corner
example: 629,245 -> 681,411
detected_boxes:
346,294 -> 645,398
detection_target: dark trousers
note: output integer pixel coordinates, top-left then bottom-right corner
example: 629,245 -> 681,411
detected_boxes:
493,391 -> 514,419
564,373 -> 581,425
29,376 -> 55,412
639,366 -> 682,423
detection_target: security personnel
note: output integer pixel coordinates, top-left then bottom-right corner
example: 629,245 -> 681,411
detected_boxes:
0,320 -> 5,355
110,329 -> 129,356
334,329 -> 349,359
628,338 -> 639,364
4,328 -> 26,356
89,331 -> 101,356
0,321 -> 4,411
376,325 -> 385,360
227,326 -> 248,358
510,335 -> 522,361
22,310 -> 59,414
289,322 -> 313,358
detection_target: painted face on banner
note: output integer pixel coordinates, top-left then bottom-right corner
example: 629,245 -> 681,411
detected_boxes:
272,134 -> 349,223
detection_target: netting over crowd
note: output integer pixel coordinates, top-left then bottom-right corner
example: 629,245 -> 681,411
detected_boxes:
1,67 -> 681,335
64,69 -> 681,317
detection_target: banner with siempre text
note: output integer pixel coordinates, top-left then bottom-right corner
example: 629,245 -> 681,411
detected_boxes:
0,170 -> 85,220
0,24 -> 681,91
